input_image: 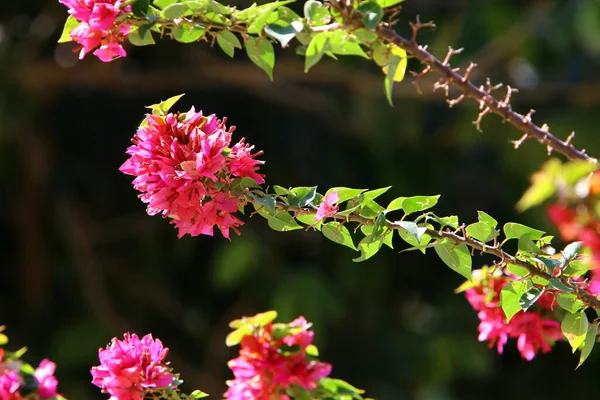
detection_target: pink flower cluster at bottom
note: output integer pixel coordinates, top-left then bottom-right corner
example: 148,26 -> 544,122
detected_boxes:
59,0 -> 130,62
225,317 -> 332,400
91,333 -> 175,400
465,276 -> 563,361
0,349 -> 59,399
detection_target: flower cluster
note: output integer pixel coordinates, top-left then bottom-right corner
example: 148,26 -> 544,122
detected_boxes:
91,333 -> 176,400
225,316 -> 332,400
0,328 -> 60,399
120,105 -> 265,239
463,271 -> 563,361
547,203 -> 600,294
58,0 -> 130,62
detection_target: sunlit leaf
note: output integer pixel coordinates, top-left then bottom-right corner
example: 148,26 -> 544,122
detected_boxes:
245,37 -> 275,80
562,311 -> 588,352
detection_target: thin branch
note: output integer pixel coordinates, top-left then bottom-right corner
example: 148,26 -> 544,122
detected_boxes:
267,199 -> 600,311
374,25 -> 597,164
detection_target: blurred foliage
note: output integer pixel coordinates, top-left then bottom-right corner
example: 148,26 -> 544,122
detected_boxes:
3,0 -> 600,399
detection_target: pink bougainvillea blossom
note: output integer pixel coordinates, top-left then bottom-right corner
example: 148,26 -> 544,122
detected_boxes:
120,107 -> 265,239
34,359 -> 59,398
225,317 -> 331,400
59,0 -> 130,62
464,274 -> 563,360
91,333 -> 175,400
315,191 -> 339,221
0,369 -> 21,400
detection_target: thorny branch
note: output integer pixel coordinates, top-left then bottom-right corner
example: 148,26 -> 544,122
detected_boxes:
374,23 -> 597,164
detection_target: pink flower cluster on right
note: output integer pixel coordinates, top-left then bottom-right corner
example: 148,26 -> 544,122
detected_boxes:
225,317 -> 332,400
120,107 -> 265,239
91,333 -> 176,400
464,274 -> 563,361
58,0 -> 130,62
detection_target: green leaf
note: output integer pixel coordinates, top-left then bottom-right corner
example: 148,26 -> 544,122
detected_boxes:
303,0 -> 331,25
500,280 -> 528,322
251,194 -> 276,212
466,222 -> 498,243
225,324 -> 253,346
153,0 -> 178,8
386,196 -> 406,212
516,161 -> 557,212
353,28 -> 378,44
394,221 -> 427,243
172,25 -> 205,43
507,263 -> 529,277
322,222 -> 357,250
357,2 -> 383,30
503,223 -> 545,240
531,256 -> 563,271
362,186 -> 391,201
289,186 -> 317,207
563,241 -> 584,260
58,15 -> 78,43
209,0 -> 232,15
245,37 -> 275,80
434,243 -> 472,280
375,0 -> 404,7
353,235 -> 384,262
132,0 -> 150,16
328,31 -> 369,58
477,211 -> 497,227
325,187 -> 366,203
229,310 -> 278,328
216,31 -> 242,57
129,29 -> 156,46
562,160 -> 597,184
383,57 -> 400,107
320,378 -> 365,395
146,94 -> 185,114
267,211 -> 303,231
265,20 -> 303,48
295,213 -> 322,229
305,32 -> 330,72
562,311 -> 589,352
549,277 -> 575,293
161,3 -> 189,18
557,293 -> 584,314
189,389 -> 210,399
402,195 -> 440,215
577,322 -> 598,368
519,287 -> 543,311
432,215 -> 459,229
240,177 -> 262,189
517,236 -> 542,254
305,344 -> 319,356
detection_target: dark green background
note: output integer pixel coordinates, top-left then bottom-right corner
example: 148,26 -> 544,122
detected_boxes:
3,0 -> 600,398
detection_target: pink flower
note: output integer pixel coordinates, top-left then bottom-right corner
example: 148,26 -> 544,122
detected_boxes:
225,317 -> 331,400
315,191 -> 339,221
121,108 -> 264,239
93,41 -> 127,62
59,0 -> 130,62
465,274 -> 564,360
0,370 -> 21,400
34,359 -> 59,398
229,139 -> 266,184
510,312 -> 563,361
89,1 -> 120,31
91,333 -> 175,400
